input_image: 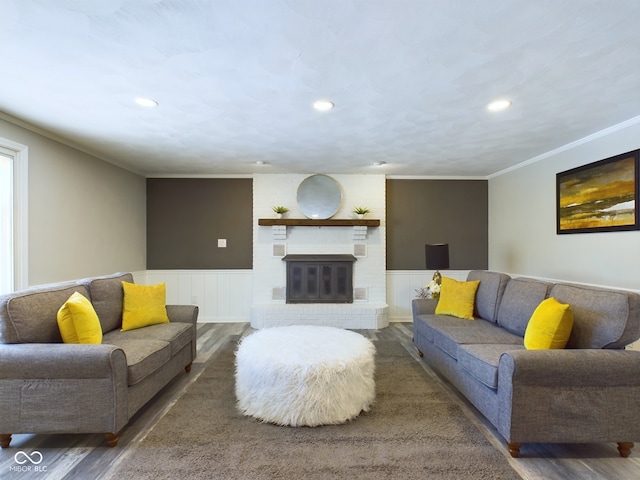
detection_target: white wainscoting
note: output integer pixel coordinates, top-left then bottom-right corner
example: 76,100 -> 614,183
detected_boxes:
133,270 -> 253,323
385,270 -> 470,322
133,269 -> 470,324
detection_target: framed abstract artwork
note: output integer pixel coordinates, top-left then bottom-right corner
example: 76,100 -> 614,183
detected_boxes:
556,150 -> 640,234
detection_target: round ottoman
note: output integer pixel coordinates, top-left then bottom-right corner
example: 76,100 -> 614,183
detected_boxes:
234,325 -> 376,427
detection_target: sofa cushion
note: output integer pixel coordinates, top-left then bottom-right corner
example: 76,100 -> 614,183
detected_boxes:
524,297 -> 573,350
550,283 -> 640,349
121,282 -> 170,331
428,317 -> 523,359
57,292 -> 103,344
467,271 -> 511,323
112,322 -> 193,356
497,277 -> 551,337
102,331 -> 171,385
2,284 -> 90,343
457,344 -> 525,389
82,272 -> 133,334
435,277 -> 479,320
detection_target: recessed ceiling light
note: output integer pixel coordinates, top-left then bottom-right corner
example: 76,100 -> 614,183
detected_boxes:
371,161 -> 386,167
313,99 -> 334,112
487,99 -> 511,112
256,160 -> 267,165
135,97 -> 158,107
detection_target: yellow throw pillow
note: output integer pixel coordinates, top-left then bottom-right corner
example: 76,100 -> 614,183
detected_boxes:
524,297 -> 573,350
121,281 -> 170,331
57,291 -> 103,344
434,277 -> 480,320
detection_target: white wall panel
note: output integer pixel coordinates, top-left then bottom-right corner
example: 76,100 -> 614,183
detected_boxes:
134,270 -> 252,323
386,270 -> 470,321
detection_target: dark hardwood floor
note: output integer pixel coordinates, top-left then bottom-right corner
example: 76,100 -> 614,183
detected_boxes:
1,322 -> 639,479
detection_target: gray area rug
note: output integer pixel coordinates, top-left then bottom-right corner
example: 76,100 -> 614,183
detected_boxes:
108,339 -> 520,479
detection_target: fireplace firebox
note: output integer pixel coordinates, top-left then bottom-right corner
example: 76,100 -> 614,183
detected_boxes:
283,254 -> 356,304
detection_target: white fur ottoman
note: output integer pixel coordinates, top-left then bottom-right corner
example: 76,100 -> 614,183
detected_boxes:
235,325 -> 376,426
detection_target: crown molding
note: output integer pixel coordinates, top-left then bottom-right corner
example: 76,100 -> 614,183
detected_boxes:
0,111 -> 144,176
488,114 -> 640,180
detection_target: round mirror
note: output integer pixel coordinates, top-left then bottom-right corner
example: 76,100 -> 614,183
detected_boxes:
296,174 -> 342,219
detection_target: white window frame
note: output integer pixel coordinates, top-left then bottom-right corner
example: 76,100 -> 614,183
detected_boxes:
0,137 -> 28,291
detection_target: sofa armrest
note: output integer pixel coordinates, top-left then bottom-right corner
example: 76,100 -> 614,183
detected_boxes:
499,349 -> 640,387
412,298 -> 438,316
166,304 -> 199,325
0,343 -> 127,379
497,349 -> 640,444
0,343 -> 129,435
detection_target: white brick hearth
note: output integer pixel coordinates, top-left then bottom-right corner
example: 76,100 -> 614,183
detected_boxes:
251,303 -> 389,329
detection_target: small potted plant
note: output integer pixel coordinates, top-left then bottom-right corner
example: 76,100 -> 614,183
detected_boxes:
272,205 -> 289,219
352,206 -> 370,219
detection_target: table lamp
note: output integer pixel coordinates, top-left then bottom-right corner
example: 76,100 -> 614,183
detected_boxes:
425,243 -> 450,285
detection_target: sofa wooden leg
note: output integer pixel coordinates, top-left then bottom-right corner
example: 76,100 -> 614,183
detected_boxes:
507,442 -> 522,458
417,349 -> 424,358
185,362 -> 193,373
105,432 -> 119,447
0,434 -> 12,448
617,442 -> 634,457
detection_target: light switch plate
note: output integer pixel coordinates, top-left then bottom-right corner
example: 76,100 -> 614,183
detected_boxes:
217,239 -> 227,248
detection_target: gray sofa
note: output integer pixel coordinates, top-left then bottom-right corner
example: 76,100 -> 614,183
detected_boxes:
412,270 -> 640,458
0,272 -> 198,448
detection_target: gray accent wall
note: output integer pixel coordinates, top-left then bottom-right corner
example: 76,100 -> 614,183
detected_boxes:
147,177 -> 486,271
386,179 -> 488,270
147,178 -> 252,269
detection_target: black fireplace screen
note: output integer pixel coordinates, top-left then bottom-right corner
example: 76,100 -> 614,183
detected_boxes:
283,254 -> 356,304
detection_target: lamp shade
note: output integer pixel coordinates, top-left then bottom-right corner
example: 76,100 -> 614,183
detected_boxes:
425,243 -> 450,270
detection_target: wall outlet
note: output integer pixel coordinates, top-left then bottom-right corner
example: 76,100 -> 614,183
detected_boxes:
217,239 -> 227,248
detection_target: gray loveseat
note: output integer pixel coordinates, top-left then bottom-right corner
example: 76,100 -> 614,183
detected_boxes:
0,272 -> 198,448
412,270 -> 640,458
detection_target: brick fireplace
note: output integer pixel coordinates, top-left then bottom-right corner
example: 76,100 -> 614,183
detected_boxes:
251,174 -> 389,329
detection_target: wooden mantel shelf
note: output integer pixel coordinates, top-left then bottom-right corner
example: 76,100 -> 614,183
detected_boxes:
258,218 -> 380,227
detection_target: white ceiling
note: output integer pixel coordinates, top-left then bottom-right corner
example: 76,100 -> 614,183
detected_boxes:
1,0 -> 640,177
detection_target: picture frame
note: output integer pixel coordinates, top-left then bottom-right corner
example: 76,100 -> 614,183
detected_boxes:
556,150 -> 640,234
